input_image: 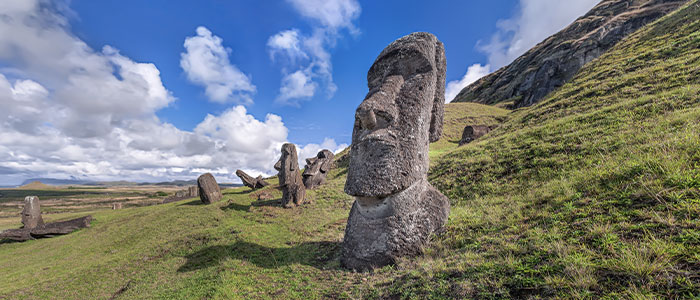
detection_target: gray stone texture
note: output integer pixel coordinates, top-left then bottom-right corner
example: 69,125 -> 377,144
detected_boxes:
274,143 -> 306,208
21,196 -> 44,229
302,149 -> 335,189
452,0 -> 689,108
342,32 -> 451,271
197,173 -> 222,204
235,170 -> 269,190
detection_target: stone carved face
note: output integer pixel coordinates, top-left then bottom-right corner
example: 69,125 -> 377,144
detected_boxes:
274,143 -> 300,185
302,149 -> 335,188
345,32 -> 446,198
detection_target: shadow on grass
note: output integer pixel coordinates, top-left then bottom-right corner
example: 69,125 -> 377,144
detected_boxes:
220,199 -> 282,212
177,240 -> 341,271
180,199 -> 204,206
223,188 -> 253,195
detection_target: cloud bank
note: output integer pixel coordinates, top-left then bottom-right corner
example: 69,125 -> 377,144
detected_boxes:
446,0 -> 599,102
0,0 -> 344,185
267,0 -> 361,106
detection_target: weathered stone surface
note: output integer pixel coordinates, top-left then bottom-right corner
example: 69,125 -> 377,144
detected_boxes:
21,196 -> 43,229
197,173 -> 222,204
452,0 -> 689,108
188,186 -> 199,197
274,143 -> 306,208
235,170 -> 269,190
112,203 -> 122,210
458,125 -> 492,146
302,149 -> 335,189
162,185 -> 199,204
342,32 -> 450,271
1,208 -> 92,242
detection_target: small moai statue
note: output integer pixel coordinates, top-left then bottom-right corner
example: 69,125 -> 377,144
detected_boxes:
21,196 -> 44,229
274,143 -> 306,208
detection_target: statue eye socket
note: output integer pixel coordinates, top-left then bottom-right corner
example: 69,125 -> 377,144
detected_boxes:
375,111 -> 393,129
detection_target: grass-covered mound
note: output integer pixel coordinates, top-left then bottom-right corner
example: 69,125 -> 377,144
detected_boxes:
408,1 -> 699,298
0,1 -> 698,299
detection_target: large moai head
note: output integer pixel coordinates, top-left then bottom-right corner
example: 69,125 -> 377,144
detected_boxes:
345,32 -> 446,198
197,173 -> 222,204
302,149 -> 335,189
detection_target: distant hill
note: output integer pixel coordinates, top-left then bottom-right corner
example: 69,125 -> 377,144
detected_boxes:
20,178 -> 93,186
452,0 -> 690,108
18,181 -> 55,190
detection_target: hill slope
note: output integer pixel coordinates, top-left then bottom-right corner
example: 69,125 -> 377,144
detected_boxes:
452,0 -> 689,108
0,1 -> 698,299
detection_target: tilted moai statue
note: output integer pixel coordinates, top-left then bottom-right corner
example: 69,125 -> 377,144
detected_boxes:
235,169 -> 269,190
197,173 -> 222,204
458,125 -> 491,146
188,186 -> 199,197
341,32 -> 451,270
21,196 -> 44,229
302,149 -> 335,189
274,143 -> 306,208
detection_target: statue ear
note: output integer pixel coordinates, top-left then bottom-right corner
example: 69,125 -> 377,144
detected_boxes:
429,39 -> 446,143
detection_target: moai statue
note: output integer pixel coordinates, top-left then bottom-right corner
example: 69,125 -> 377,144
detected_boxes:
458,125 -> 491,146
341,32 -> 451,270
112,203 -> 123,210
188,186 -> 199,197
197,173 -> 222,204
274,143 -> 306,208
235,170 -> 270,190
302,149 -> 335,189
21,196 -> 44,229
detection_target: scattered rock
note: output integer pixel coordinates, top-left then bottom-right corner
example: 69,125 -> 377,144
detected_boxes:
112,203 -> 123,210
0,196 -> 92,242
235,170 -> 269,190
274,143 -> 306,208
458,125 -> 492,146
162,185 -> 199,204
452,0 -> 690,108
342,32 -> 451,271
188,186 -> 198,198
197,173 -> 222,204
302,149 -> 335,189
21,196 -> 44,229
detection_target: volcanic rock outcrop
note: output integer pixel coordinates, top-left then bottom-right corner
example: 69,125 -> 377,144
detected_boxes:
197,173 -> 222,204
274,143 -> 306,208
0,196 -> 92,242
341,32 -> 451,271
235,170 -> 269,190
302,149 -> 335,189
452,0 -> 689,108
458,125 -> 492,146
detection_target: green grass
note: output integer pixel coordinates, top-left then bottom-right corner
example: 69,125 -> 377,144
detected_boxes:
1,1 -> 699,299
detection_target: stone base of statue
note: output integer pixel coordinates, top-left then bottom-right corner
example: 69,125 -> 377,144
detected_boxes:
341,178 -> 450,271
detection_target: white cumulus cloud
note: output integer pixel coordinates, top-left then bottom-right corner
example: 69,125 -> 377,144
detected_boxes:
0,1 -> 343,186
267,0 -> 360,106
180,26 -> 256,104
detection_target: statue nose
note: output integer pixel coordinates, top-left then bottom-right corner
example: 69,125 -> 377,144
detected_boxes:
358,108 -> 377,130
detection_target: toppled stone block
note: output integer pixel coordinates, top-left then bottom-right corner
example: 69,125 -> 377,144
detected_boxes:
235,170 -> 269,190
458,125 -> 492,146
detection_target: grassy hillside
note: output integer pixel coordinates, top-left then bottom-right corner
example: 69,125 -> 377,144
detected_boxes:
0,1 -> 698,299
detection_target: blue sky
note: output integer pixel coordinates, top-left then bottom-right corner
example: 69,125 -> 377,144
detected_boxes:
0,0 -> 599,184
